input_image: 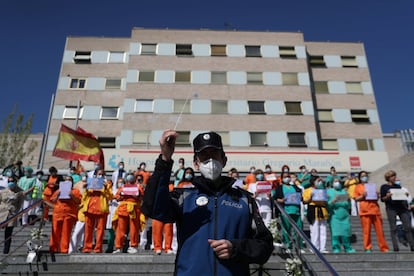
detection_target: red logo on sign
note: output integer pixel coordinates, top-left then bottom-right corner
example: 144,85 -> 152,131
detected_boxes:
349,156 -> 360,167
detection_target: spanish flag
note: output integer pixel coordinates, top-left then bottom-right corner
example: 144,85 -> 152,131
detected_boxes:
53,124 -> 104,169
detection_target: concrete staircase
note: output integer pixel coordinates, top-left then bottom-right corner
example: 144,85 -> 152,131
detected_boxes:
0,213 -> 413,275
301,215 -> 414,275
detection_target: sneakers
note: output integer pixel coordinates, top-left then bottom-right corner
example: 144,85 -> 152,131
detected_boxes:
127,247 -> 138,254
365,249 -> 372,253
112,249 -> 121,254
155,250 -> 162,255
300,249 -> 306,254
321,250 -> 329,254
165,250 -> 175,254
345,249 -> 356,253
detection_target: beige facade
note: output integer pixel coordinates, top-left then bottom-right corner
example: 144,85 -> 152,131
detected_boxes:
41,28 -> 392,173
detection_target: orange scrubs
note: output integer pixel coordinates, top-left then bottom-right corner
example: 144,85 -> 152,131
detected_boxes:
354,183 -> 389,252
81,181 -> 112,253
152,184 -> 174,253
113,184 -> 144,250
49,188 -> 81,253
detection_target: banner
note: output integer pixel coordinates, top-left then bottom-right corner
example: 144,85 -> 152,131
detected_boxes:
53,124 -> 104,169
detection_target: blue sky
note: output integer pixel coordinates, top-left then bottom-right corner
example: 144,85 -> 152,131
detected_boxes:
1,0 -> 412,133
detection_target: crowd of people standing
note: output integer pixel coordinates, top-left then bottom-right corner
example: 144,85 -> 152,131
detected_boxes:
1,157 -> 414,256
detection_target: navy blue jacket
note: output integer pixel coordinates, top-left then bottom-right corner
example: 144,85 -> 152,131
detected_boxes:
142,156 -> 273,276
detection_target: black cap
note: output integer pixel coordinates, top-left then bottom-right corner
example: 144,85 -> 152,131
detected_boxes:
193,132 -> 223,153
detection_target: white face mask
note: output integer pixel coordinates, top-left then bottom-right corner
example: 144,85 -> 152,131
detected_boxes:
283,177 -> 291,184
333,182 -> 341,190
199,158 -> 223,181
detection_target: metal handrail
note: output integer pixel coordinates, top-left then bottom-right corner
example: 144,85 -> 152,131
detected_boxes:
0,200 -> 42,229
0,200 -> 44,263
274,201 -> 338,276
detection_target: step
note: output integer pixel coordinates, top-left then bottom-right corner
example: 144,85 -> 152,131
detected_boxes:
0,252 -> 289,276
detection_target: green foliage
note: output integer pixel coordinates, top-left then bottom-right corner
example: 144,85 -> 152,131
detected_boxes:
0,105 -> 38,168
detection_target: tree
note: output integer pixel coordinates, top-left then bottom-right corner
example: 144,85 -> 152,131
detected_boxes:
0,105 -> 38,168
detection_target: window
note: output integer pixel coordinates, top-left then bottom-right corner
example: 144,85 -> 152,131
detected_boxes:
98,137 -> 116,148
287,132 -> 307,147
216,131 -> 229,146
285,102 -> 302,115
309,55 -> 326,68
133,131 -> 151,145
73,51 -> 91,64
105,79 -> 122,89
356,138 -> 374,151
314,81 -> 329,94
279,46 -> 296,58
341,56 -> 358,68
100,107 -> 119,119
176,44 -> 193,56
250,132 -> 267,146
318,110 -> 334,122
139,71 -> 155,82
322,139 -> 338,150
211,71 -> 227,84
108,51 -> 125,63
211,100 -> 227,114
174,100 -> 190,113
135,99 -> 153,113
63,106 -> 83,119
248,101 -> 265,114
247,72 -> 263,84
282,73 -> 298,85
70,78 -> 86,89
351,110 -> 370,123
346,82 -> 363,94
211,45 -> 226,56
245,46 -> 261,57
175,131 -> 191,146
175,71 -> 191,83
141,44 -> 157,55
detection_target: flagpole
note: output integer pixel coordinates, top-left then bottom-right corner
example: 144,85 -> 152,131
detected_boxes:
69,100 -> 81,169
39,93 -> 55,170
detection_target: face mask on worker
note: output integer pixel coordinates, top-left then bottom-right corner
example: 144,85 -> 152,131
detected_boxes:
256,174 -> 264,181
333,181 -> 341,190
8,182 -> 16,189
199,158 -> 222,181
360,176 -> 368,183
283,177 -> 291,184
394,180 -> 401,186
184,174 -> 193,181
316,181 -> 324,189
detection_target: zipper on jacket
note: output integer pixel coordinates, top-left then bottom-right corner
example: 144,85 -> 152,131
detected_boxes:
213,194 -> 218,276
